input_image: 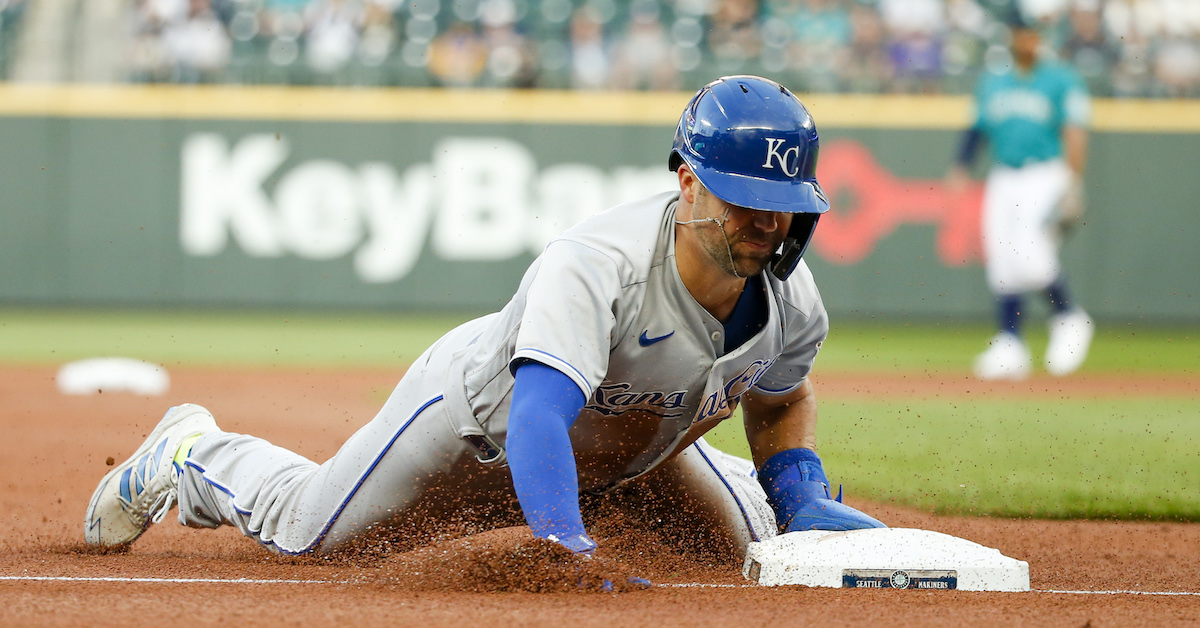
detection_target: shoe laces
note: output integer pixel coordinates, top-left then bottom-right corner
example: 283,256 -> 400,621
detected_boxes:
145,485 -> 178,525
123,451 -> 181,525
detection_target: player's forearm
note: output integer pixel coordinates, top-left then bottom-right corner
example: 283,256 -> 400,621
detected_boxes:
954,126 -> 985,169
1062,126 -> 1088,177
508,424 -> 592,551
506,361 -> 595,553
742,380 -> 819,468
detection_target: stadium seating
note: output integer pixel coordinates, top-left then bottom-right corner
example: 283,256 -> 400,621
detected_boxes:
1,0 -> 1198,97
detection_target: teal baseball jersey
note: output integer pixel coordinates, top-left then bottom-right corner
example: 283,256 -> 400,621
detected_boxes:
970,61 -> 1091,168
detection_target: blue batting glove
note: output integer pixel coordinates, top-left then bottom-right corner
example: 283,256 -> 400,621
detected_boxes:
758,448 -> 886,532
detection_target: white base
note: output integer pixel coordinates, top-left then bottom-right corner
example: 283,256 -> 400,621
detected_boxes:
743,528 -> 1029,592
56,357 -> 170,396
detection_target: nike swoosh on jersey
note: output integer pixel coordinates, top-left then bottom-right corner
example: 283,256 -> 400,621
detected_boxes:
638,330 -> 675,346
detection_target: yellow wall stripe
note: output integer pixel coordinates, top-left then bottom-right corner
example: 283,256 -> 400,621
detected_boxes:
1,84 -> 1197,132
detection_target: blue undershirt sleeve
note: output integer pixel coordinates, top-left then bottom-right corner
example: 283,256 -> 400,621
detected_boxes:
505,360 -> 594,553
955,126 -> 985,169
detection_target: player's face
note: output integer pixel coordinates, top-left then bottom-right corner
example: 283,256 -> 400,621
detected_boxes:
1011,28 -> 1040,66
693,186 -> 791,277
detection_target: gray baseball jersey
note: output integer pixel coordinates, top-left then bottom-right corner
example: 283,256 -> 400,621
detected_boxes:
444,190 -> 828,490
175,190 -> 828,555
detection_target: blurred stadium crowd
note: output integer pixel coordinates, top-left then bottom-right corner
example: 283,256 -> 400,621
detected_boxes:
1,0 -> 1199,97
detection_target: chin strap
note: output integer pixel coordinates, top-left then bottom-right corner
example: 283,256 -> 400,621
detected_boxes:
675,207 -> 742,278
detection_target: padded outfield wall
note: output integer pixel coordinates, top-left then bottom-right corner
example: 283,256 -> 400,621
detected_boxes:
0,86 -> 1197,322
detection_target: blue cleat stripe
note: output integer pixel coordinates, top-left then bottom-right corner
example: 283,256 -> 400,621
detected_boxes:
120,468 -> 133,502
153,438 -> 169,471
137,452 -> 151,484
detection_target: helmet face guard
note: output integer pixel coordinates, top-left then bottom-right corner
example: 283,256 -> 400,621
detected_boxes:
669,75 -> 829,281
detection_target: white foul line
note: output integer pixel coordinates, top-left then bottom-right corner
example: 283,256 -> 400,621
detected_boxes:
0,576 -> 329,584
1,575 -> 1197,596
1040,589 -> 1200,597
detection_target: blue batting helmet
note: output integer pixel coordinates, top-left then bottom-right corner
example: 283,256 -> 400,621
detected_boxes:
668,75 -> 829,280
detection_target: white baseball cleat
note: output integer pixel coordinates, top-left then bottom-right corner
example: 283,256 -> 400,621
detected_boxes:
84,404 -> 218,547
973,332 -> 1031,381
1045,308 -> 1094,376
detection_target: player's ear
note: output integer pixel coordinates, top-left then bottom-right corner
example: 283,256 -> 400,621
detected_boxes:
677,164 -> 700,205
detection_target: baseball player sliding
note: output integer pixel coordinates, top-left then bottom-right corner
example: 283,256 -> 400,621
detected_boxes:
85,76 -> 884,585
948,12 -> 1094,380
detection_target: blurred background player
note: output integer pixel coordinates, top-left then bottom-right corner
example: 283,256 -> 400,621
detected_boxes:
947,11 -> 1094,381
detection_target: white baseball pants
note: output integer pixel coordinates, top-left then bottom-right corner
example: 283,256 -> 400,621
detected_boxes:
981,159 -> 1071,295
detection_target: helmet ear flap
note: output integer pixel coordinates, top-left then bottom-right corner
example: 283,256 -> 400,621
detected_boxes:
668,150 -> 684,173
771,213 -> 820,281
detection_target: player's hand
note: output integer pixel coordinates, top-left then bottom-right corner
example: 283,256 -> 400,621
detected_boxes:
759,448 -> 886,533
1056,174 -> 1086,235
574,551 -> 653,592
779,479 -> 887,533
546,533 -> 653,591
546,531 -> 599,554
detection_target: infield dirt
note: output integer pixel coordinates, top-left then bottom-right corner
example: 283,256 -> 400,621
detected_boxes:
2,366 -> 1197,626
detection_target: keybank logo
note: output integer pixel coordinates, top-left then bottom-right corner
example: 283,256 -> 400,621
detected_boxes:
180,134 -> 674,283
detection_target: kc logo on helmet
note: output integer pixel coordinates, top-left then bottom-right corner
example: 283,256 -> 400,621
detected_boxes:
762,138 -> 801,177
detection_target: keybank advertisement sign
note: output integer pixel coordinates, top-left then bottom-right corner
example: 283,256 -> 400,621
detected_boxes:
8,114 -> 1191,320
1,121 -> 995,314
180,133 -> 987,283
181,133 -> 677,284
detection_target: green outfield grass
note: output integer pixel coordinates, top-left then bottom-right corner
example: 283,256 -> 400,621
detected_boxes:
2,308 -> 1197,520
3,308 -> 1195,373
707,397 -> 1200,521
815,320 -> 1199,374
0,308 -> 481,367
